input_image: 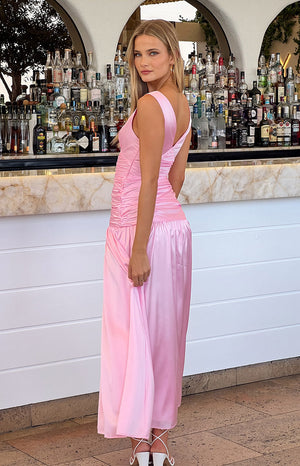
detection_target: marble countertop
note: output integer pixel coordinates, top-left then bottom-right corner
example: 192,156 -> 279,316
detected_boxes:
0,156 -> 300,217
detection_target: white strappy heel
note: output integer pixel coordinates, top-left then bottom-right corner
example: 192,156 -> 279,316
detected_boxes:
129,438 -> 150,466
151,430 -> 175,466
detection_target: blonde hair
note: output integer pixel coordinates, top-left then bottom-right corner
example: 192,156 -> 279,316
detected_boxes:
126,19 -> 184,113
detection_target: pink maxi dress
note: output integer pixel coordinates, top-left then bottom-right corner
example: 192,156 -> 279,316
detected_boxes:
98,91 -> 192,439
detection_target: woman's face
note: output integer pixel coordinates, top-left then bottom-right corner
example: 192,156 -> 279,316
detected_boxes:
133,34 -> 174,88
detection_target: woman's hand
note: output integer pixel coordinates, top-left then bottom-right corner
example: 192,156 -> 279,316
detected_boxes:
128,249 -> 151,287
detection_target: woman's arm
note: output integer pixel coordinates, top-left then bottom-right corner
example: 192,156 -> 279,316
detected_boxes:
128,95 -> 164,287
168,129 -> 191,198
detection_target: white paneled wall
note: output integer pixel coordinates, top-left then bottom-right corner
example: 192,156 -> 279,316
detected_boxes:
1,198 -> 300,409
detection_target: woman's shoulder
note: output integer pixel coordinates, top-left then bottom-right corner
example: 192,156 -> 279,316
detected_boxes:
136,93 -> 164,120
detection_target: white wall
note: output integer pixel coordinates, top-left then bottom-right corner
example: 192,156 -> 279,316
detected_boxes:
1,197 -> 300,409
57,0 -> 297,82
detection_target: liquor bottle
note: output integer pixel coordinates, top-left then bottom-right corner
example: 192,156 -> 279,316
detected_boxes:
49,124 -> 65,153
52,86 -> 66,109
197,53 -> 206,79
276,104 -> 284,147
282,106 -> 291,146
227,54 -> 239,86
107,105 -> 118,152
104,64 -> 116,109
116,106 -> 125,132
200,78 -> 212,107
89,120 -> 100,153
18,111 -> 29,154
86,51 -> 96,87
63,49 -> 73,84
71,68 -> 80,104
199,101 -> 209,150
52,50 -> 63,85
238,115 -> 248,147
291,106 -> 300,146
250,81 -> 261,107
205,52 -> 215,86
85,101 -> 96,130
215,57 -> 228,89
238,71 -> 248,107
114,44 -> 124,77
33,113 -> 47,155
269,112 -> 278,147
189,64 -> 198,106
228,79 -> 237,104
260,107 -> 270,146
191,102 -> 199,149
184,54 -> 192,90
45,51 -> 53,84
208,104 -> 218,149
268,53 -> 277,85
231,121 -> 238,148
75,124 -> 90,153
64,130 -> 79,154
98,105 -> 109,153
264,79 -> 275,105
216,103 -> 226,149
289,93 -> 299,120
91,76 -> 101,104
9,105 -> 18,154
285,67 -> 295,103
71,101 -> 81,133
78,69 -> 88,104
75,52 -> 85,80
246,109 -> 255,147
61,73 -> 71,104
257,54 -> 267,92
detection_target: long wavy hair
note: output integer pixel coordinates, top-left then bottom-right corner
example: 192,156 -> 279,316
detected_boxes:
126,19 -> 184,113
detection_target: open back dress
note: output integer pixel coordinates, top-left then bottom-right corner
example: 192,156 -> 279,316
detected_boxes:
98,91 -> 192,439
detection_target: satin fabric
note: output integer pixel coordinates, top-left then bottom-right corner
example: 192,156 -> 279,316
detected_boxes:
98,91 -> 192,439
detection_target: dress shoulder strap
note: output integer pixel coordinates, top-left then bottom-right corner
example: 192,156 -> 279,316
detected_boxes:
148,91 -> 177,153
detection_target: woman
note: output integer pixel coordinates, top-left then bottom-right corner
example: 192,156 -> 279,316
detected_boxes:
98,19 -> 192,466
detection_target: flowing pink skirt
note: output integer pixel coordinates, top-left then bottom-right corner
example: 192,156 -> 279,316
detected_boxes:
98,219 -> 192,439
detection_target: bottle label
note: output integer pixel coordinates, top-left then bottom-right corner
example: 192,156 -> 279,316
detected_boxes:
80,88 -> 88,103
92,136 -> 100,152
261,126 -> 270,138
269,126 -> 277,142
77,135 -> 89,149
249,126 -> 255,136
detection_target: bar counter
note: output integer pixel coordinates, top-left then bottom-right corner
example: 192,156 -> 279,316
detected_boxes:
0,151 -> 300,217
1,148 -> 299,413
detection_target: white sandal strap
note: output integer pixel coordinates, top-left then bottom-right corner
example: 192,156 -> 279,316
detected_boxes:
152,430 -> 174,464
130,438 -> 150,464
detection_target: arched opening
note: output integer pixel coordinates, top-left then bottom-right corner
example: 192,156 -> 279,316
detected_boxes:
260,1 -> 300,74
117,0 -> 230,63
0,0 -> 86,101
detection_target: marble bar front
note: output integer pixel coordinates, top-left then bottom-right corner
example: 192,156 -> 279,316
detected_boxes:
0,156 -> 300,217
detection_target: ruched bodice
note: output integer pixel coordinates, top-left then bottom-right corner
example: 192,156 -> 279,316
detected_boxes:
110,91 -> 191,227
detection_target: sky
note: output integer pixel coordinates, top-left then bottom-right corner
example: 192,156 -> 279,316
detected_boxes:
0,1 -> 196,101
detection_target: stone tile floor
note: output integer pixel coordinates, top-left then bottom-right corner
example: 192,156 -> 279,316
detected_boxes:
0,375 -> 299,465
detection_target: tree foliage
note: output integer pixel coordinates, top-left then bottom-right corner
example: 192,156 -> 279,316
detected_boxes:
0,0 -> 72,100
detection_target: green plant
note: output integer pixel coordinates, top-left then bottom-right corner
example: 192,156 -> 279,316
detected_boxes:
261,2 -> 300,69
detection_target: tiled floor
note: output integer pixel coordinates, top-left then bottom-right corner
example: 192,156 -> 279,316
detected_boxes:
0,375 -> 299,465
